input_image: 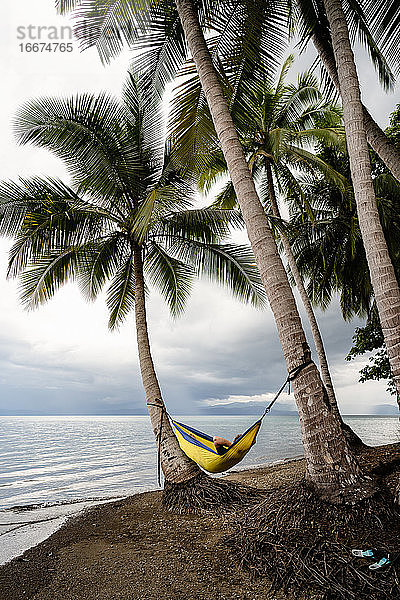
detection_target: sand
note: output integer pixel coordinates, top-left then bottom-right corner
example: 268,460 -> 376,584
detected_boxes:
0,444 -> 399,600
0,459 -> 305,600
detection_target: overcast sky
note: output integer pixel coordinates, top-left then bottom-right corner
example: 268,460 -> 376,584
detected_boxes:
0,2 -> 399,416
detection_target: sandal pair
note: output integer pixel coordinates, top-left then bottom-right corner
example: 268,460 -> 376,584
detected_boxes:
351,549 -> 391,570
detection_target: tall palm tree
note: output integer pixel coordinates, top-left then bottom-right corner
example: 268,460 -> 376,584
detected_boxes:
2,73 -> 266,490
289,144 -> 400,407
170,56 -> 349,418
322,0 -> 400,401
294,0 -> 400,183
55,0 -> 373,502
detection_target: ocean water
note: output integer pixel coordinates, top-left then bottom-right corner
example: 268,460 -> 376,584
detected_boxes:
0,415 -> 399,510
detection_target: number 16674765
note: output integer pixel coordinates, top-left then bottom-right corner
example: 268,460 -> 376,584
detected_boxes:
19,43 -> 74,53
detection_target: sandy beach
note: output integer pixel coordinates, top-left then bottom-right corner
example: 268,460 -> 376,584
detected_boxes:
0,444 -> 399,600
0,459 -> 306,600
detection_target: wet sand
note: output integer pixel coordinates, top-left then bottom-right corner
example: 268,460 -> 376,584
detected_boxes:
1,444 -> 399,600
0,459 -> 306,600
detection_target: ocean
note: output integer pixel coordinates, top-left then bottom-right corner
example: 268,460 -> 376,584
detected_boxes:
0,415 -> 399,510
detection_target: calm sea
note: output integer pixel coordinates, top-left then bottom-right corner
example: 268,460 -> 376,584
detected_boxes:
0,415 -> 399,510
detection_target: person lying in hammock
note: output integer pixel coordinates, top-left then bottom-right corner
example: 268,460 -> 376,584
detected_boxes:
213,434 -> 241,455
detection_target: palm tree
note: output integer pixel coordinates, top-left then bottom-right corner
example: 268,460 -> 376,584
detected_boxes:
289,143 -> 400,407
294,0 -> 400,183
55,0 -> 373,502
322,0 -> 400,401
1,73 -> 266,494
169,56 -> 352,420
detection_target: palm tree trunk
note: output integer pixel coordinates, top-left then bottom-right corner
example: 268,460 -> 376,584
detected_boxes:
311,31 -> 400,183
132,243 -> 200,483
265,159 -> 364,447
265,159 -> 337,408
323,0 -> 400,406
174,0 -> 373,502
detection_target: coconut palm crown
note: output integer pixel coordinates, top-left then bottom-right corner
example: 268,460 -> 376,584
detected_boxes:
169,55 -> 346,209
2,73 -> 264,322
0,71 -> 266,486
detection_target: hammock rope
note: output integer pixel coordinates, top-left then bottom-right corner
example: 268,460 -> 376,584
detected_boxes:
149,358 -> 313,485
261,359 -> 312,418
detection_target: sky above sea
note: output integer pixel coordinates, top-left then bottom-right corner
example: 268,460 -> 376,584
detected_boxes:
0,2 -> 399,417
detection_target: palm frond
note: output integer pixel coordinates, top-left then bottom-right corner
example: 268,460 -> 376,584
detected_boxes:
344,0 -> 395,90
78,234 -> 127,300
14,92 -> 141,206
168,64 -> 218,175
154,207 -> 243,245
132,182 -> 192,244
3,178 -> 114,279
284,145 -> 348,191
122,70 -> 164,162
363,0 -> 400,74
211,181 -> 238,209
60,0 -> 152,63
106,250 -> 135,329
56,0 -> 82,14
129,7 -> 187,96
144,241 -> 193,317
171,240 -> 266,308
19,247 -> 82,309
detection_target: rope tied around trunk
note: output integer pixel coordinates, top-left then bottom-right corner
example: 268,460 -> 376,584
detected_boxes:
261,359 -> 313,418
148,400 -> 169,486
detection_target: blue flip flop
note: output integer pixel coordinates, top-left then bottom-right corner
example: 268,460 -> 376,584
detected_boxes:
369,557 -> 391,570
351,549 -> 375,558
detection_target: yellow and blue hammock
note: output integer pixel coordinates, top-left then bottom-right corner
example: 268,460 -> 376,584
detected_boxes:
171,419 -> 262,473
155,360 -> 311,480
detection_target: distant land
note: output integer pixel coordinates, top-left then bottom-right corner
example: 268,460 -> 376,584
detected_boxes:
0,405 -> 398,417
371,404 -> 399,415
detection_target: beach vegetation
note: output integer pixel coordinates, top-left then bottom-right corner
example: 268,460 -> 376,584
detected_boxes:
0,70 -> 266,508
287,108 -> 400,406
55,0 -> 378,509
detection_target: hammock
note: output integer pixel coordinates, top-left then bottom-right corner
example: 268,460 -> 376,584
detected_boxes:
154,360 -> 312,480
171,419 -> 261,473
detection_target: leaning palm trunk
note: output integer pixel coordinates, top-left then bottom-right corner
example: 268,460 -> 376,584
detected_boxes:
132,243 -> 200,483
323,0 -> 400,406
265,160 -> 364,447
265,159 -> 337,409
175,0 -> 372,502
133,243 -> 264,509
311,32 -> 400,184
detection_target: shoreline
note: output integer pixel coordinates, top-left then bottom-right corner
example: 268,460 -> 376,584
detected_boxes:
0,457 -> 307,600
1,444 -> 400,599
0,497 -> 127,567
0,455 -> 306,567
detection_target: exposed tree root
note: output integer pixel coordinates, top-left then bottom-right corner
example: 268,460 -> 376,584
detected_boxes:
163,472 -> 266,514
342,421 -> 366,450
226,481 -> 400,600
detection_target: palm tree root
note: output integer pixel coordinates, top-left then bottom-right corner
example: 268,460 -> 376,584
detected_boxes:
342,422 -> 366,450
226,481 -> 400,600
163,472 -> 266,514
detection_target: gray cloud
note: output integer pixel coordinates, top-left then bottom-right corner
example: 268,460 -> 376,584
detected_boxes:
0,3 -> 398,417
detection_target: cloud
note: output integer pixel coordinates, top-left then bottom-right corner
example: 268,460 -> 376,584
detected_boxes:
204,391 -> 295,407
0,2 -> 398,417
